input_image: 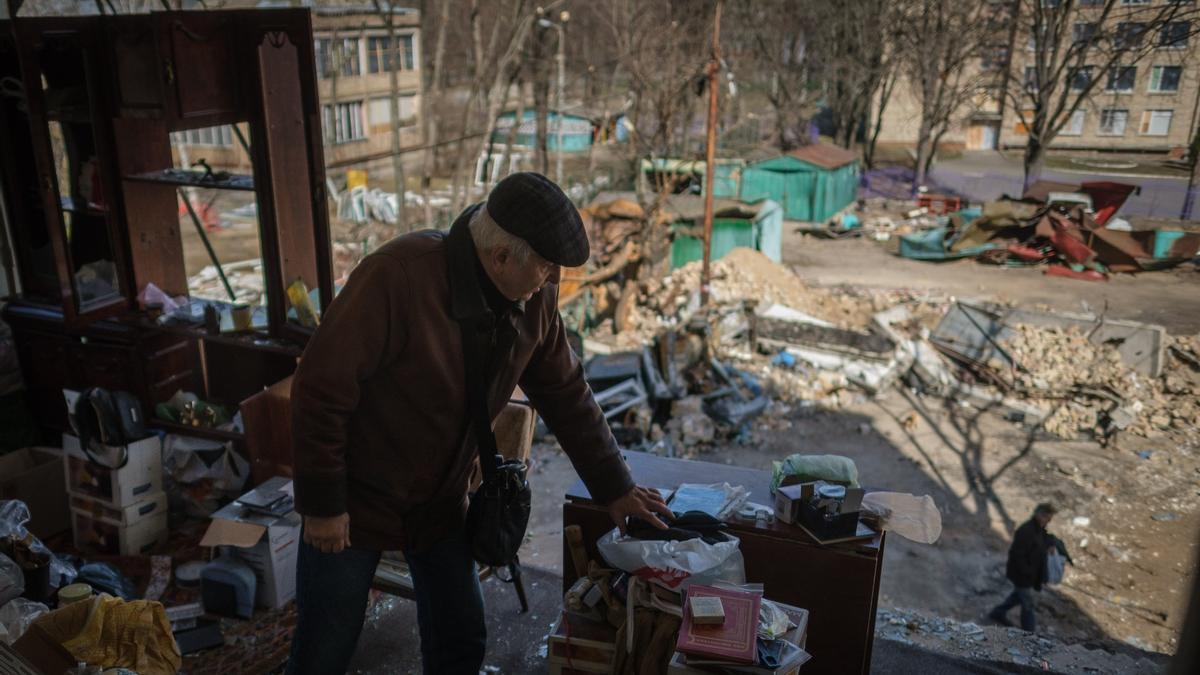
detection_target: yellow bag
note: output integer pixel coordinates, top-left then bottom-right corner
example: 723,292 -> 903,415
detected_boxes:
31,594 -> 181,675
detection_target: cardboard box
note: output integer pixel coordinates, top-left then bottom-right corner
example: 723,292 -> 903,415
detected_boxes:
547,611 -> 617,674
62,433 -> 163,508
201,477 -> 300,609
0,447 -> 69,538
70,491 -> 168,555
773,484 -> 805,525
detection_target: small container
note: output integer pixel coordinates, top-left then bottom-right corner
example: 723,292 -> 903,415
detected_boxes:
231,303 -> 252,331
58,582 -> 93,607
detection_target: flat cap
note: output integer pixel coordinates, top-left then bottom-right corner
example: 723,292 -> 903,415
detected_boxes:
485,172 -> 589,267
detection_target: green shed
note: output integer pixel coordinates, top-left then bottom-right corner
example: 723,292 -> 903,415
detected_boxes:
663,195 -> 784,270
739,144 -> 859,222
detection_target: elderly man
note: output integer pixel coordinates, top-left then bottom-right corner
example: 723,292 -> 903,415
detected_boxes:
989,502 -> 1057,632
285,173 -> 671,674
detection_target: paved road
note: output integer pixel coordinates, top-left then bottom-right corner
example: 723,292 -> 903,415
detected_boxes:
929,152 -> 1194,220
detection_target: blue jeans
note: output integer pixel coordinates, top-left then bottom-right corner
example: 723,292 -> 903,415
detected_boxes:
992,585 -> 1037,632
286,530 -> 486,675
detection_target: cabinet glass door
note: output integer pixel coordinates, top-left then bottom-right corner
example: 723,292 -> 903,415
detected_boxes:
26,27 -> 129,322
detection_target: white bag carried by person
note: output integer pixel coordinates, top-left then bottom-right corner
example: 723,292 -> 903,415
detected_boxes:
1045,549 -> 1066,585
596,528 -> 745,592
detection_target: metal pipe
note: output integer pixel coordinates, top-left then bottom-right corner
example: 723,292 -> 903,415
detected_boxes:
700,0 -> 722,307
178,189 -> 237,302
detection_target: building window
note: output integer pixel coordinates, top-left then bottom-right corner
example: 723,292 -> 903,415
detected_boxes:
323,101 -> 365,144
1115,23 -> 1148,50
366,34 -> 416,73
1160,22 -> 1190,48
1140,109 -> 1173,136
980,45 -> 1008,71
1023,66 -> 1039,92
1072,23 -> 1097,45
338,38 -> 361,77
1149,65 -> 1182,92
1069,66 -> 1093,92
1079,0 -> 1103,5
1120,0 -> 1151,5
315,38 -> 334,79
1105,66 -> 1136,92
367,95 -> 418,129
1099,109 -> 1128,135
1061,109 -> 1085,136
172,126 -> 234,147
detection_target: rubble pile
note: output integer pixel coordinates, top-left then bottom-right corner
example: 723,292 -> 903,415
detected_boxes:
187,259 -> 265,305
1001,325 -> 1198,440
875,607 -> 1169,674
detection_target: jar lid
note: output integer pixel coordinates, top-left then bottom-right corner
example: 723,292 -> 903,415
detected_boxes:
817,484 -> 846,499
58,583 -> 93,604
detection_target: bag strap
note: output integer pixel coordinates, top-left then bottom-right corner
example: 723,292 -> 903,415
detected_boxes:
457,317 -> 501,483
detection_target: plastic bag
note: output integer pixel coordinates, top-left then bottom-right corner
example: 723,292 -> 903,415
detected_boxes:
597,528 -> 745,592
0,552 -> 24,606
861,492 -> 942,544
0,597 -> 49,644
0,500 -> 77,588
76,562 -> 136,601
162,434 -> 250,517
1045,550 -> 1066,585
28,593 -> 181,675
770,454 -> 860,492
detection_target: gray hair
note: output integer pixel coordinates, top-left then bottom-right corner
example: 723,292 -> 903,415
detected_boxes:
469,204 -> 535,266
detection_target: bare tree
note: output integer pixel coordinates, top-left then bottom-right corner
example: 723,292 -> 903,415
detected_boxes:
896,0 -> 995,193
373,0 -> 408,228
1009,0 -> 1200,189
727,0 -> 815,151
810,0 -> 895,151
598,0 -> 710,199
419,0 -> 450,228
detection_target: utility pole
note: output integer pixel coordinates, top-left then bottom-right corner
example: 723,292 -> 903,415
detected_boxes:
700,0 -> 723,307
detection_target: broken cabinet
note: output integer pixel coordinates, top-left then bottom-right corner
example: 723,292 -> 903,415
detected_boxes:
0,8 -> 332,443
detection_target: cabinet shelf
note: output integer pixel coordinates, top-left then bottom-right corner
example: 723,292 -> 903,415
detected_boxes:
124,169 -> 254,191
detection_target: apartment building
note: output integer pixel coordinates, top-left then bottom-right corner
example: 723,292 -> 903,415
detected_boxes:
174,1 -> 422,173
876,1 -> 1199,156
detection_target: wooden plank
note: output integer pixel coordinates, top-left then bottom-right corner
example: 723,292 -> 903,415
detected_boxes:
113,118 -> 188,297
256,31 -> 319,311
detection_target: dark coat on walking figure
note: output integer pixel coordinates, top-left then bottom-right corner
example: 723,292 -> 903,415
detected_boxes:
1007,516 -> 1050,591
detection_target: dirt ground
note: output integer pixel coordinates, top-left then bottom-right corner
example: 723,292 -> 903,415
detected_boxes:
782,231 -> 1200,335
697,227 -> 1200,655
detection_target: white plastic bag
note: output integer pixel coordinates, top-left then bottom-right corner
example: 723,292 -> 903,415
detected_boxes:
861,492 -> 942,544
0,552 -> 23,607
1045,550 -> 1066,585
596,528 -> 745,592
0,597 -> 48,644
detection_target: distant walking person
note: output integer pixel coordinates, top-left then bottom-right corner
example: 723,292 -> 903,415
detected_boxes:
990,503 -> 1057,632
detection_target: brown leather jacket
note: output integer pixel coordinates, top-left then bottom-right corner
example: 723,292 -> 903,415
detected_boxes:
291,204 -> 634,551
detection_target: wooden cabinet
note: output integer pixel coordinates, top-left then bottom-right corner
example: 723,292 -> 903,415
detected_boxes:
1,8 -> 330,440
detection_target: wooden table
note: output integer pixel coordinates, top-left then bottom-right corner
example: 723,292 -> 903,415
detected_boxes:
562,452 -> 885,675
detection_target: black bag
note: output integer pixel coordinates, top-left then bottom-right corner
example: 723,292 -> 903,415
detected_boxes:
458,318 -> 532,568
72,388 -> 148,469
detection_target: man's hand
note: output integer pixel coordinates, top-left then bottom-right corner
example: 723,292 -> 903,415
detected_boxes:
303,513 -> 351,553
608,486 -> 674,535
